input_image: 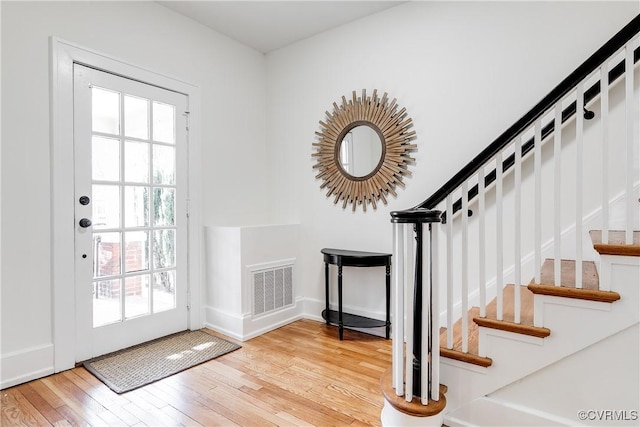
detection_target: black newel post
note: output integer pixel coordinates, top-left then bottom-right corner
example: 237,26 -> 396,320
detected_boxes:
390,208 -> 441,401
412,223 -> 423,397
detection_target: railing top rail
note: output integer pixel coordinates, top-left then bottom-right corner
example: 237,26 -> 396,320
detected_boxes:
417,14 -> 640,210
391,208 -> 442,224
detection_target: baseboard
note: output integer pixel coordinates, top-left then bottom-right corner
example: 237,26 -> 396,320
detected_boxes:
240,312 -> 305,341
203,306 -> 245,340
203,297 -> 304,341
0,344 -> 54,389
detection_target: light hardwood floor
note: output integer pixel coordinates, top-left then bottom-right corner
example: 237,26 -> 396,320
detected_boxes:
1,320 -> 391,426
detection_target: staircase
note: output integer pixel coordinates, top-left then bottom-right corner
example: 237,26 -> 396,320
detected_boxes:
381,14 -> 640,427
442,231 -> 639,425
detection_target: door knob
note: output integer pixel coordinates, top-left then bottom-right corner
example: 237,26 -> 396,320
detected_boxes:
79,218 -> 92,228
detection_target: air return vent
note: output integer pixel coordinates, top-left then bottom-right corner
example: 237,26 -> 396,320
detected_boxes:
250,261 -> 294,317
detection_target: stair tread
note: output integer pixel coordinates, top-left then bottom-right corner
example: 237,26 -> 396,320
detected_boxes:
440,347 -> 493,368
481,284 -> 535,325
439,284 -> 543,365
590,230 -> 640,256
527,283 -> 620,302
440,307 -> 480,354
527,259 -> 620,302
439,307 -> 493,367
534,259 -> 599,289
472,284 -> 550,337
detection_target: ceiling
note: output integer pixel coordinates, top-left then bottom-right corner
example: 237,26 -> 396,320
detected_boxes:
158,1 -> 405,53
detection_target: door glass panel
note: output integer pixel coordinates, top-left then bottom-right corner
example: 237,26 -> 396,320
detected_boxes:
153,188 -> 175,227
153,270 -> 175,312
124,141 -> 149,183
153,229 -> 175,269
124,95 -> 149,140
124,186 -> 149,227
125,275 -> 150,318
93,278 -> 122,327
92,136 -> 120,181
124,231 -> 149,273
153,145 -> 175,184
92,185 -> 120,229
152,102 -> 175,144
92,87 -> 120,135
93,232 -> 121,278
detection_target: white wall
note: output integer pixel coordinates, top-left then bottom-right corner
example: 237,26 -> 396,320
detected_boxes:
1,1 -> 268,386
265,1 -> 639,321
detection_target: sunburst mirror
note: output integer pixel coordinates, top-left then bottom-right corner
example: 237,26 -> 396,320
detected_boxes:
312,89 -> 417,212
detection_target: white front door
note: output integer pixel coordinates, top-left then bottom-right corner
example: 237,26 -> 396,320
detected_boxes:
73,64 -> 189,361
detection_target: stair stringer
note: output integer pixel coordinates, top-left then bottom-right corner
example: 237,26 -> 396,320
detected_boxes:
440,257 -> 640,414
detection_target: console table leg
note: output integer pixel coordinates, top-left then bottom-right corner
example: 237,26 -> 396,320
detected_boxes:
324,262 -> 330,325
338,265 -> 344,340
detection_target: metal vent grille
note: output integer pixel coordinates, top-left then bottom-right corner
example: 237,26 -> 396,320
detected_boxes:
252,264 -> 294,316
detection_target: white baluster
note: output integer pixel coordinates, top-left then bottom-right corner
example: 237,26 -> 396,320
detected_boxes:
392,223 -> 404,395
405,231 -> 414,402
461,182 -> 469,352
576,82 -> 584,289
601,64 -> 610,244
514,135 -> 522,323
421,223 -> 429,405
554,102 -> 562,286
431,223 -> 440,401
534,120 -> 542,286
478,165 -> 487,317
446,194 -> 453,349
625,42 -> 635,245
496,152 -> 504,320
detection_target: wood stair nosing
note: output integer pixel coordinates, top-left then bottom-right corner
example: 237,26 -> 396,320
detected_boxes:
527,283 -> 621,303
439,347 -> 493,368
473,317 -> 551,338
471,284 -> 550,338
528,258 -> 621,303
590,230 -> 640,257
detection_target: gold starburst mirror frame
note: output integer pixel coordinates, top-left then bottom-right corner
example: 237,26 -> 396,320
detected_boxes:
312,89 -> 417,212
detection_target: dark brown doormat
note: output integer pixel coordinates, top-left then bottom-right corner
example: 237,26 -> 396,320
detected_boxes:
82,330 -> 241,394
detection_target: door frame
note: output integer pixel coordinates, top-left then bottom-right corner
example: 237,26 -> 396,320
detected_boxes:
50,38 -> 202,372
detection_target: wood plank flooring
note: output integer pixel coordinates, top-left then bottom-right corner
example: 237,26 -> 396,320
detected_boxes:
1,320 -> 391,426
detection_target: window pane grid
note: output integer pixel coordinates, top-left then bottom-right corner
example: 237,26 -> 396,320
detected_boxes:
92,86 -> 178,326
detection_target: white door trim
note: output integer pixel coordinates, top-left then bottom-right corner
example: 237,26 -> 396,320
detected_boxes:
50,37 -> 202,372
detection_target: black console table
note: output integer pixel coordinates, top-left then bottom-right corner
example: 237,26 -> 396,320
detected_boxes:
321,248 -> 391,340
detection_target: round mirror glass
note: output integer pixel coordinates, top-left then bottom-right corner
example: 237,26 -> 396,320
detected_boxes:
338,124 -> 383,178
